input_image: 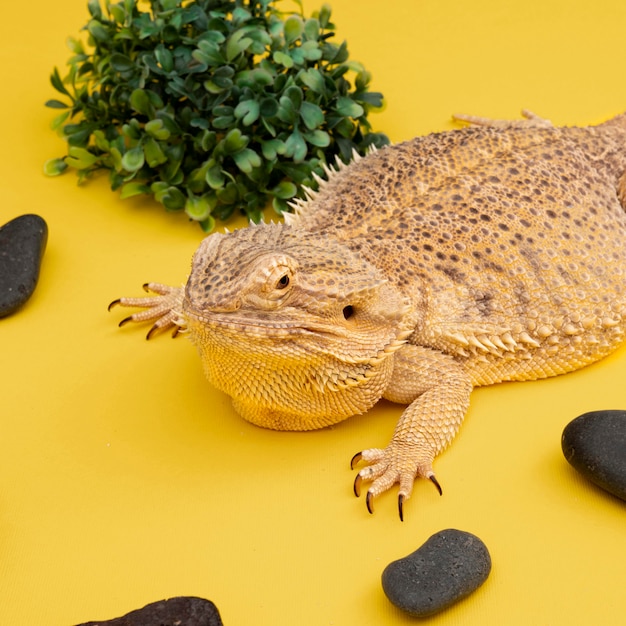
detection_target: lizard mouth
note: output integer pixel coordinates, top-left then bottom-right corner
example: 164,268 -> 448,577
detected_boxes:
184,306 -> 350,339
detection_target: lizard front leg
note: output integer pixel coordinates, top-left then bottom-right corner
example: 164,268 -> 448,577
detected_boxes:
108,282 -> 186,339
352,345 -> 472,520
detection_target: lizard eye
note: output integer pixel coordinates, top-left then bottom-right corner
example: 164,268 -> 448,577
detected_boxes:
342,305 -> 354,320
263,262 -> 295,301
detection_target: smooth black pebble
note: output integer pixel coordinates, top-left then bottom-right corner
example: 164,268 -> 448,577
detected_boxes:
75,596 -> 223,626
382,529 -> 491,617
0,214 -> 48,317
562,410 -> 626,502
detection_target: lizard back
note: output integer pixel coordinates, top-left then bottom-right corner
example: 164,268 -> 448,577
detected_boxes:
292,120 -> 626,385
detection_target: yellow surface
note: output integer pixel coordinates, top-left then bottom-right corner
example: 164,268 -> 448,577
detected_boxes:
1,0 -> 625,623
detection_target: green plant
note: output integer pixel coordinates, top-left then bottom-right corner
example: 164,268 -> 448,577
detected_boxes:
45,0 -> 389,230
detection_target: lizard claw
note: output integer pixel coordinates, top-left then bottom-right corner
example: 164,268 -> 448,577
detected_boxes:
366,491 -> 375,515
108,298 -> 121,312
118,315 -> 133,328
350,451 -> 363,470
352,453 -> 382,517
429,474 -> 443,496
398,493 -> 405,522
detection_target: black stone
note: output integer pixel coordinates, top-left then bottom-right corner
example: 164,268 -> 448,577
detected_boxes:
562,410 -> 626,502
381,529 -> 491,617
0,214 -> 48,317
75,597 -> 223,626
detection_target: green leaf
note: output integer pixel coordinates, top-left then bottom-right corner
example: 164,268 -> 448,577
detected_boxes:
87,0 -> 102,19
232,6 -> 252,24
66,36 -> 85,55
65,146 -> 99,169
290,48 -> 305,66
154,185 -> 186,211
145,119 -> 171,140
200,130 -> 217,152
333,116 -> 356,138
358,91 -> 384,108
272,50 -> 294,68
299,101 -> 324,130
194,41 -> 224,66
304,129 -> 330,147
43,158 -> 69,176
304,18 -> 320,40
120,182 -> 150,199
130,89 -> 152,115
190,118 -> 209,130
154,44 -> 174,73
259,97 -> 279,119
300,40 -> 322,61
277,95 -> 298,124
109,4 -> 126,24
235,67 -> 274,89
284,16 -> 304,44
93,130 -> 110,151
271,181 -> 297,199
45,99 -> 69,109
144,138 -> 168,167
298,68 -> 325,93
110,53 -> 134,72
64,124 -> 92,147
284,130 -> 307,163
50,110 -> 70,131
121,146 -> 145,172
199,214 -> 216,233
212,115 -> 235,129
109,146 -> 123,171
216,182 -> 239,205
226,29 -> 253,61
335,97 -> 364,118
234,100 -> 260,126
223,128 -> 248,154
318,4 -> 332,28
122,119 -> 142,140
261,139 -> 286,160
185,193 -> 215,221
284,86 -> 303,109
205,162 -> 226,189
50,67 -> 70,97
87,19 -> 109,42
233,148 -> 261,173
162,143 -> 184,178
203,80 -> 226,94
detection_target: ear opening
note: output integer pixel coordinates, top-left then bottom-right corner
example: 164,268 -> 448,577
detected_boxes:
342,305 -> 355,320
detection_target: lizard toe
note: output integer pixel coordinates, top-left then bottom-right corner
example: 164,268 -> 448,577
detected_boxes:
110,283 -> 186,340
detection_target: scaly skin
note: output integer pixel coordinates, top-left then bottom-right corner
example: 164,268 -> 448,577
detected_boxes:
111,111 -> 626,519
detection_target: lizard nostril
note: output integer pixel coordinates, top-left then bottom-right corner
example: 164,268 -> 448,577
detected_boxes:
343,305 -> 354,320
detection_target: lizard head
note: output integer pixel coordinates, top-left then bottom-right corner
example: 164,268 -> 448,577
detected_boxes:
182,222 -> 416,430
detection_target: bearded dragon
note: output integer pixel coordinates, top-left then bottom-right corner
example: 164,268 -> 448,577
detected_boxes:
110,110 -> 626,520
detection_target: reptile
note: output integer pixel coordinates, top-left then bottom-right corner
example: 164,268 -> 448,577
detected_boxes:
110,110 -> 626,520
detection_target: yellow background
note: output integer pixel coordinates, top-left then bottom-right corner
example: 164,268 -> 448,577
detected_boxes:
1,0 -> 625,623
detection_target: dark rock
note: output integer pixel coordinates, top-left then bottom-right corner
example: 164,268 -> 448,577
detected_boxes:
562,410 -> 626,502
381,529 -> 491,617
0,214 -> 48,317
75,596 -> 223,626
